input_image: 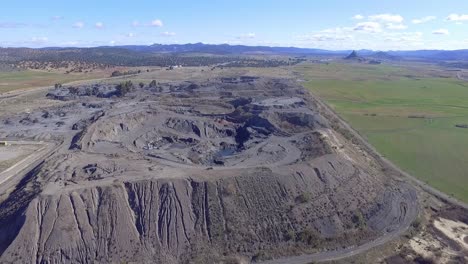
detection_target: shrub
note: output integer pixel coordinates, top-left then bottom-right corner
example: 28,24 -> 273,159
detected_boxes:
295,193 -> 311,204
351,211 -> 366,228
296,228 -> 320,245
284,229 -> 295,241
115,81 -> 134,97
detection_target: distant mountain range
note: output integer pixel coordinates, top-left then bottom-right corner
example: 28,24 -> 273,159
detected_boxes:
386,49 -> 468,61
2,43 -> 468,63
110,44 -> 468,61
42,43 -> 348,56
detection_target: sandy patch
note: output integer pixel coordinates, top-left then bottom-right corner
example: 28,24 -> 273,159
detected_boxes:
407,218 -> 468,264
409,236 -> 440,259
320,129 -> 353,162
433,217 -> 468,250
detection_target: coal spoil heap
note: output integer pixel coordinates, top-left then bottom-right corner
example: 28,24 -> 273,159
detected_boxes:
0,75 -> 417,263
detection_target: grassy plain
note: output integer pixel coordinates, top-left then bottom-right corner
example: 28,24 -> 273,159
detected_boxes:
0,69 -> 110,93
297,62 -> 468,203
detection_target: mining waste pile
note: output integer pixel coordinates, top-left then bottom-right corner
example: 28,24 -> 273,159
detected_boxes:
0,75 -> 417,263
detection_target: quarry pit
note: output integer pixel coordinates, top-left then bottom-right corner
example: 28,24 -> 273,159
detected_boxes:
0,72 -> 419,263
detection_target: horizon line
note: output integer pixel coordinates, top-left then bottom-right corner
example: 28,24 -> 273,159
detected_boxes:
1,42 -> 468,52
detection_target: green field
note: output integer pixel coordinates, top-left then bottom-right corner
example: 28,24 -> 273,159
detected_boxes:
0,70 -> 108,93
297,62 -> 468,203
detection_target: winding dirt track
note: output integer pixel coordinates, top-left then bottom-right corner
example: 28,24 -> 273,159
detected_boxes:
309,90 -> 468,211
254,68 -> 467,262
261,193 -> 417,263
258,88 -> 468,264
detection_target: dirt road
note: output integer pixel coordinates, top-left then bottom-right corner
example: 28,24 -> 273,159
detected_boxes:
0,140 -> 57,194
260,189 -> 418,263
257,88 -> 468,264
309,90 -> 468,211
255,70 -> 437,263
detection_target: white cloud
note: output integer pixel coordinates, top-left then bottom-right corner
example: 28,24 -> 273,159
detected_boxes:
126,32 -> 135,37
321,27 -> 352,33
109,40 -> 116,45
446,14 -> 468,22
369,14 -> 404,23
412,16 -> 436,24
236,33 -> 256,39
432,28 -> 449,35
383,31 -> 423,42
295,27 -> 354,43
51,16 -> 64,21
60,41 -> 79,46
245,33 -> 256,38
150,19 -> 163,27
133,19 -> 163,27
31,36 -> 48,43
0,22 -> 27,28
304,33 -> 352,42
385,23 -> 407,30
353,22 -> 382,33
161,31 -> 176,37
73,21 -> 84,29
95,22 -> 104,29
381,34 -> 424,49
352,14 -> 364,20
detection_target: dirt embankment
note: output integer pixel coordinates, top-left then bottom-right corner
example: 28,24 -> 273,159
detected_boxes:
0,172 -> 416,263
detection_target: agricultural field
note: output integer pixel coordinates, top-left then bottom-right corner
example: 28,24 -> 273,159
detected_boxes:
298,62 -> 468,203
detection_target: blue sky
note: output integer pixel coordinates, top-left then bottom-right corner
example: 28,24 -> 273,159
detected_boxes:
1,0 -> 468,50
